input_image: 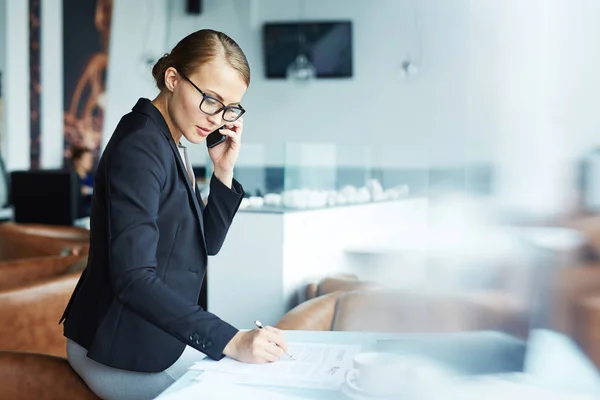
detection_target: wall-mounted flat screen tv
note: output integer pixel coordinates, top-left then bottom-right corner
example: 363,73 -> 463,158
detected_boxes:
262,21 -> 353,79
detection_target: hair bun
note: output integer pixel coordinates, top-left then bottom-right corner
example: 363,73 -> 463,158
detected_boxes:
152,53 -> 171,86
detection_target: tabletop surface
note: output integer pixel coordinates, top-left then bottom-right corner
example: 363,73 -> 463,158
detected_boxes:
158,330 -> 527,399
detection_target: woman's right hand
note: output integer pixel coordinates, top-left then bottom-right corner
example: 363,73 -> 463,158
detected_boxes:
222,326 -> 289,363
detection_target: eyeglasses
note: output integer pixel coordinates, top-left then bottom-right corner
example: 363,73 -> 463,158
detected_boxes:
179,72 -> 245,123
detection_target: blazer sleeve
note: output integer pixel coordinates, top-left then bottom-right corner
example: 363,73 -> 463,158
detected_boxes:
107,130 -> 238,360
202,174 -> 244,255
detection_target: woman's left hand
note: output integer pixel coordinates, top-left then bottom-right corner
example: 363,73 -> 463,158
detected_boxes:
208,117 -> 243,176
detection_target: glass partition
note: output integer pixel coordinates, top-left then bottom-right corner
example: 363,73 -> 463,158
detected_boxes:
205,142 -> 419,212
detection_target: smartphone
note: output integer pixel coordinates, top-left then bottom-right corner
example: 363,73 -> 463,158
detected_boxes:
206,126 -> 227,148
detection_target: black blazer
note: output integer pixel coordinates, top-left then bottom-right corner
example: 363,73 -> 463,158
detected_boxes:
61,98 -> 244,373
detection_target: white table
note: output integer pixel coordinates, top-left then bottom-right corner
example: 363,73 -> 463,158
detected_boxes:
158,330 -> 529,399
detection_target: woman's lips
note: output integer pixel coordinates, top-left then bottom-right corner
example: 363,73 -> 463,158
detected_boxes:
196,126 -> 212,137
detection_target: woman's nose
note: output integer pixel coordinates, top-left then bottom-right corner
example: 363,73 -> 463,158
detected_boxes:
206,113 -> 222,127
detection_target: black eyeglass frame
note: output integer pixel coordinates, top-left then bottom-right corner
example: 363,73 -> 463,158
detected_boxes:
179,72 -> 246,122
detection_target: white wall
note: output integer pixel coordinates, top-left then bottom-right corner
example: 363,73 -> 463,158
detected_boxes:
158,0 -> 473,168
40,0 -> 64,168
7,0 -> 473,171
100,0 -> 473,169
6,0 -> 473,170
0,0 -> 5,155
103,0 -> 600,171
104,0 -> 600,170
552,0 -> 600,158
489,0 -> 574,216
4,0 -> 600,198
2,0 -> 30,171
103,0 -> 170,153
1,0 -> 62,171
466,0 -> 600,216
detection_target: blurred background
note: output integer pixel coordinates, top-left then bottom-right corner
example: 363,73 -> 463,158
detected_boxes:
1,0 -> 600,396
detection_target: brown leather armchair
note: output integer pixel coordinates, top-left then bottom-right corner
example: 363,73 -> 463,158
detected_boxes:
277,275 -> 387,331
305,273 -> 385,300
305,273 -> 359,300
0,351 -> 99,400
0,223 -> 89,241
0,254 -> 86,291
331,289 -> 528,335
0,223 -> 89,261
276,292 -> 343,331
0,272 -> 81,357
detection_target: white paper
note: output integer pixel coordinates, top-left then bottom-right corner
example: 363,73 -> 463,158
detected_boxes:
194,370 -> 344,390
158,380 -> 307,400
189,343 -> 361,390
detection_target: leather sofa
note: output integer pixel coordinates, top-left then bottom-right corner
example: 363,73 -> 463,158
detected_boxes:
0,254 -> 86,291
0,223 -> 89,261
330,289 -> 528,336
0,222 -> 88,290
276,292 -> 343,331
280,265 -> 600,368
304,273 -> 385,301
0,272 -> 81,357
279,273 -> 529,336
0,351 -> 99,400
277,275 -> 387,331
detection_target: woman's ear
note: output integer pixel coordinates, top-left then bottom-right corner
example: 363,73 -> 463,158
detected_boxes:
163,67 -> 178,92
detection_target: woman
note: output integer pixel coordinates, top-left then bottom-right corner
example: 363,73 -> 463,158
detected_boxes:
70,146 -> 95,217
60,29 -> 289,400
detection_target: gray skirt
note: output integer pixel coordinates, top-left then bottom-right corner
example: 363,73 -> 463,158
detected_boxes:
66,339 -> 206,400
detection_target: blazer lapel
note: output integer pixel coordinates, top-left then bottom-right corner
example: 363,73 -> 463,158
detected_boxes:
167,139 -> 207,251
132,98 -> 207,252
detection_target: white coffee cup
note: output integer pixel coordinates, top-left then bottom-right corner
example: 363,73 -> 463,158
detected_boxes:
345,352 -> 402,396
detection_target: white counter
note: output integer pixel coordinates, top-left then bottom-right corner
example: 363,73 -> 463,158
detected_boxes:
207,198 -> 429,329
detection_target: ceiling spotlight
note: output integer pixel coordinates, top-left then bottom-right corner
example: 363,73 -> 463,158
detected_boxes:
400,60 -> 419,78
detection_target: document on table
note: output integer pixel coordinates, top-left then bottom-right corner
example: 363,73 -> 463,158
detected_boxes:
189,343 -> 361,390
159,380 -> 308,400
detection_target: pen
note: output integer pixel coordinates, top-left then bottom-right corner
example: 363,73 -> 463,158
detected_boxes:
254,320 -> 296,360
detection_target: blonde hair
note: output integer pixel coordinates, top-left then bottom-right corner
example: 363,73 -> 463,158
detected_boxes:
152,29 -> 250,90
